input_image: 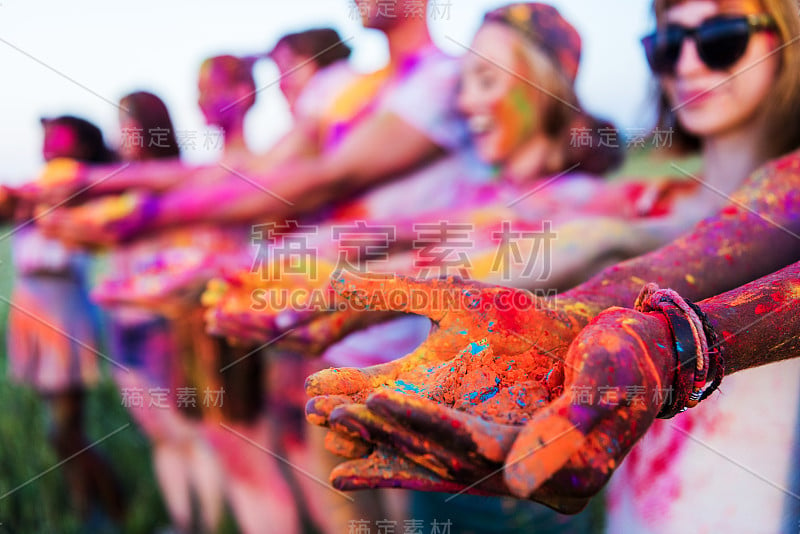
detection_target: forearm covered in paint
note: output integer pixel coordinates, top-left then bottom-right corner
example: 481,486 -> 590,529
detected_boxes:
565,152 -> 800,313
698,261 -> 800,374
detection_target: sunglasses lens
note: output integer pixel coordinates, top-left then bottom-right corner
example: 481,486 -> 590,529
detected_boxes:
697,18 -> 751,69
642,27 -> 684,75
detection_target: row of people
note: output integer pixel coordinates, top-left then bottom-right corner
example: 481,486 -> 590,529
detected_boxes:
4,0 -> 800,532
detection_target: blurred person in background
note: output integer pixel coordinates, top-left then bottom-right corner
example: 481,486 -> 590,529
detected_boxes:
196,54 -> 302,534
34,2 -> 480,531
6,115 -> 125,529
268,27 -> 356,122
106,91 -> 226,534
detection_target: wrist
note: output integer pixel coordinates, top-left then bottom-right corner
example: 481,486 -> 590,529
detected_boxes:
634,284 -> 724,418
545,292 -> 605,332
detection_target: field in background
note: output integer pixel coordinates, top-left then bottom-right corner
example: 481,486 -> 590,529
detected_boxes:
0,230 -> 240,533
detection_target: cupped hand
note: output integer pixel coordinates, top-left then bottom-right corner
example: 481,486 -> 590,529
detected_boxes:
306,270 -> 581,413
0,185 -> 21,221
202,257 -> 346,346
304,272 -> 574,491
306,274 -> 677,511
90,227 -> 248,316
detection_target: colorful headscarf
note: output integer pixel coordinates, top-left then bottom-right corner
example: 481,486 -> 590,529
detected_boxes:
484,3 -> 582,84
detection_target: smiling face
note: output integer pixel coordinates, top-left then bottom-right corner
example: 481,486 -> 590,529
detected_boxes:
660,0 -> 779,140
458,23 -> 541,167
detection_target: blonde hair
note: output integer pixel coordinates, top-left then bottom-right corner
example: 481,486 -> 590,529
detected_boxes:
511,32 -> 579,139
654,0 -> 800,159
510,30 -> 624,174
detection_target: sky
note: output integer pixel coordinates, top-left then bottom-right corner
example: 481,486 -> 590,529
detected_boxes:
0,0 -> 656,183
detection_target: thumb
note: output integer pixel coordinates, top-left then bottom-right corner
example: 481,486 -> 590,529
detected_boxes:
503,308 -> 672,498
503,394 -> 590,498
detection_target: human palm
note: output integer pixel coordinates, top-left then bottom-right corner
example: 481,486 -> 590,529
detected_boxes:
306,273 -> 676,512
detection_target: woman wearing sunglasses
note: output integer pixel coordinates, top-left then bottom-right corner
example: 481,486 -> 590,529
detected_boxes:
643,0 -> 800,191
605,0 -> 800,531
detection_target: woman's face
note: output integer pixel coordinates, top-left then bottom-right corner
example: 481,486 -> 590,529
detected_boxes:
270,44 -> 318,116
42,122 -> 79,161
117,112 -> 143,162
197,62 -> 245,127
660,0 -> 779,139
458,23 -> 539,166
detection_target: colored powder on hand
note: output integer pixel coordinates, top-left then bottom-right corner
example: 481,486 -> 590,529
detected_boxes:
411,339 -> 562,425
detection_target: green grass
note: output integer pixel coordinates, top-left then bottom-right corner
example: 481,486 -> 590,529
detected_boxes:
0,229 -> 245,533
0,229 -> 163,532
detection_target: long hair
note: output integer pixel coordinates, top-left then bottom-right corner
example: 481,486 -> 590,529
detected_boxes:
269,28 -> 352,69
40,115 -> 116,163
119,91 -> 180,160
510,29 -> 624,174
652,0 -> 800,159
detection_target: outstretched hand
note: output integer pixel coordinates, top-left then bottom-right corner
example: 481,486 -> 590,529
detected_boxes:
306,273 -> 676,511
202,257 -> 348,347
0,185 -> 21,222
304,272 -> 574,504
15,157 -> 88,206
89,226 -> 248,316
36,190 -> 156,247
306,271 -> 577,413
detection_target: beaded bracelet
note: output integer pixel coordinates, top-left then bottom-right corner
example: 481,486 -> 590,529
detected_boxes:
634,283 -> 724,419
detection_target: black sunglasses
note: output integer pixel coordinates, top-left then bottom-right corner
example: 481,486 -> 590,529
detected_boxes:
642,14 -> 776,75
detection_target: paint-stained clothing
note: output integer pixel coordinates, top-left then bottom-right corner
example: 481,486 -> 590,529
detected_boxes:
320,46 -> 469,151
7,226 -> 100,392
606,358 -> 800,533
295,60 -> 357,122
318,46 -> 484,369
